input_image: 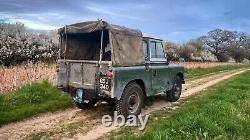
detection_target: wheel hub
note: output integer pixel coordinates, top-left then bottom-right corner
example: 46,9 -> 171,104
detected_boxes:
127,93 -> 139,114
174,84 -> 181,98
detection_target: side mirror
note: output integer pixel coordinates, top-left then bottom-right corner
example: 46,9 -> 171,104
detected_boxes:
165,53 -> 170,65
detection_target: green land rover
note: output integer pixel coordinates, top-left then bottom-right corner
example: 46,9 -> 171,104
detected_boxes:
57,20 -> 185,117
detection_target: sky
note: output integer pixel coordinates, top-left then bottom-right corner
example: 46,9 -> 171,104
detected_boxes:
0,0 -> 250,42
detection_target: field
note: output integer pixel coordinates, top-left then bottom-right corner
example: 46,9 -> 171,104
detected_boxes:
173,61 -> 230,68
0,62 -> 240,93
0,63 -> 56,93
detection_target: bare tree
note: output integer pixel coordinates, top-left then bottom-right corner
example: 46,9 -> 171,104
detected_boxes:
228,32 -> 249,62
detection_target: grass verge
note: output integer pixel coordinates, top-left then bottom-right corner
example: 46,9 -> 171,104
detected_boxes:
185,64 -> 249,79
105,70 -> 250,140
0,80 -> 72,126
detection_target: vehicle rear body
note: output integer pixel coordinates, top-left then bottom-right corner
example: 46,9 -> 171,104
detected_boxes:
57,59 -> 112,100
57,20 -> 184,106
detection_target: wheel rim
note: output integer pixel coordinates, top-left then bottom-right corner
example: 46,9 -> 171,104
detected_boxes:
127,92 -> 139,114
173,84 -> 181,98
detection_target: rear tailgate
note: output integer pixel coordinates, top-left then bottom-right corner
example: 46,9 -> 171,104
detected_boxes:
69,61 -> 97,89
57,60 -> 98,90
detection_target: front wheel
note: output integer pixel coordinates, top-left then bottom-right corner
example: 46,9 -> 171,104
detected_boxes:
116,82 -> 144,117
166,76 -> 182,102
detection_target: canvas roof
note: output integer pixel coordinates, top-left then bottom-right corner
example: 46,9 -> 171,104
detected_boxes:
58,20 -> 145,66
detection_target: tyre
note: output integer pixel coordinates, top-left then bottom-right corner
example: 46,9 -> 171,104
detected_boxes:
166,76 -> 182,102
74,100 -> 96,110
105,98 -> 116,107
116,82 -> 144,117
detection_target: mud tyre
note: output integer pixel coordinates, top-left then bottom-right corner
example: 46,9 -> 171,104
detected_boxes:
166,76 -> 182,102
115,82 -> 144,117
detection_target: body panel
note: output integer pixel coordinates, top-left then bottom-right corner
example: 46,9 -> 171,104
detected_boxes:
112,63 -> 184,100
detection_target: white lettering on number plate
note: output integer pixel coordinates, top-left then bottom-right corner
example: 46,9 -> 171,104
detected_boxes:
100,78 -> 109,90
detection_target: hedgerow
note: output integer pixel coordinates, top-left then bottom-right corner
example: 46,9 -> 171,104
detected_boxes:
0,22 -> 58,66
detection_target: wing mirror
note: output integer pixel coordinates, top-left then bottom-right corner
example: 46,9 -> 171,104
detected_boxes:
165,53 -> 170,65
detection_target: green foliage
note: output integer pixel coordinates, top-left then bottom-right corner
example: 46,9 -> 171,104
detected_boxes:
0,80 -> 72,126
106,70 -> 250,140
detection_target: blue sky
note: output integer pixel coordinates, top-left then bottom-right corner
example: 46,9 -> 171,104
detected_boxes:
0,0 -> 250,42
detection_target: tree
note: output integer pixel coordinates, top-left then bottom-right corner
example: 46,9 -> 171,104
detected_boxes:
164,41 -> 179,61
187,39 -> 204,53
228,32 -> 249,62
200,29 -> 247,62
0,22 -> 58,66
179,44 -> 197,61
244,38 -> 250,60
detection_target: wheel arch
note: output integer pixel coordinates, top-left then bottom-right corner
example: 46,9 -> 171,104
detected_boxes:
176,72 -> 185,83
126,79 -> 147,97
114,79 -> 147,100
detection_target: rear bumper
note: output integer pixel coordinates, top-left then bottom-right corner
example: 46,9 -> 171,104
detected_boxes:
58,86 -> 98,101
70,87 -> 98,101
57,82 -> 112,100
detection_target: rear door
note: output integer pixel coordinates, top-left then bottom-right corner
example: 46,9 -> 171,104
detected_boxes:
68,61 -> 97,89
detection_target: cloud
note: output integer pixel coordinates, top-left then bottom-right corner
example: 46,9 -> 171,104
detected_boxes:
0,13 -> 59,30
0,0 -> 250,42
13,19 -> 60,30
85,5 -> 144,21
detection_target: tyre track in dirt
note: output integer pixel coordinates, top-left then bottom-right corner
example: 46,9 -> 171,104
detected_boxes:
0,69 -> 248,140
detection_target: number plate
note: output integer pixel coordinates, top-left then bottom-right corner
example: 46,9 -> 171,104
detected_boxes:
99,77 -> 111,91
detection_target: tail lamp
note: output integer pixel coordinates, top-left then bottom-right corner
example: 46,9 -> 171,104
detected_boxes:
106,70 -> 113,79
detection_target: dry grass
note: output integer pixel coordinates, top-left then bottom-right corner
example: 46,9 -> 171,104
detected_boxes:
0,62 -> 233,94
0,63 -> 56,94
174,61 -> 230,68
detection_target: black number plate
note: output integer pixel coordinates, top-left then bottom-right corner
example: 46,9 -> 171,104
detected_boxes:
99,77 -> 111,91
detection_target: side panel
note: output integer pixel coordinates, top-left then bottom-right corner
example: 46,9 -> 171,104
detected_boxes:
150,64 -> 184,94
169,64 -> 185,81
112,64 -> 184,100
150,64 -> 172,94
112,66 -> 152,99
57,60 -> 68,88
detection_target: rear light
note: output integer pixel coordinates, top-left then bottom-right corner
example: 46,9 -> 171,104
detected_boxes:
56,65 -> 60,72
106,70 -> 113,79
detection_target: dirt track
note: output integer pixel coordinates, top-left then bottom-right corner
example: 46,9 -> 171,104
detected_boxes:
0,69 -> 248,140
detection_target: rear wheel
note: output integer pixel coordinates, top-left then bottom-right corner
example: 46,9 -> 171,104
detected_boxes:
116,82 -> 144,117
166,76 -> 182,102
